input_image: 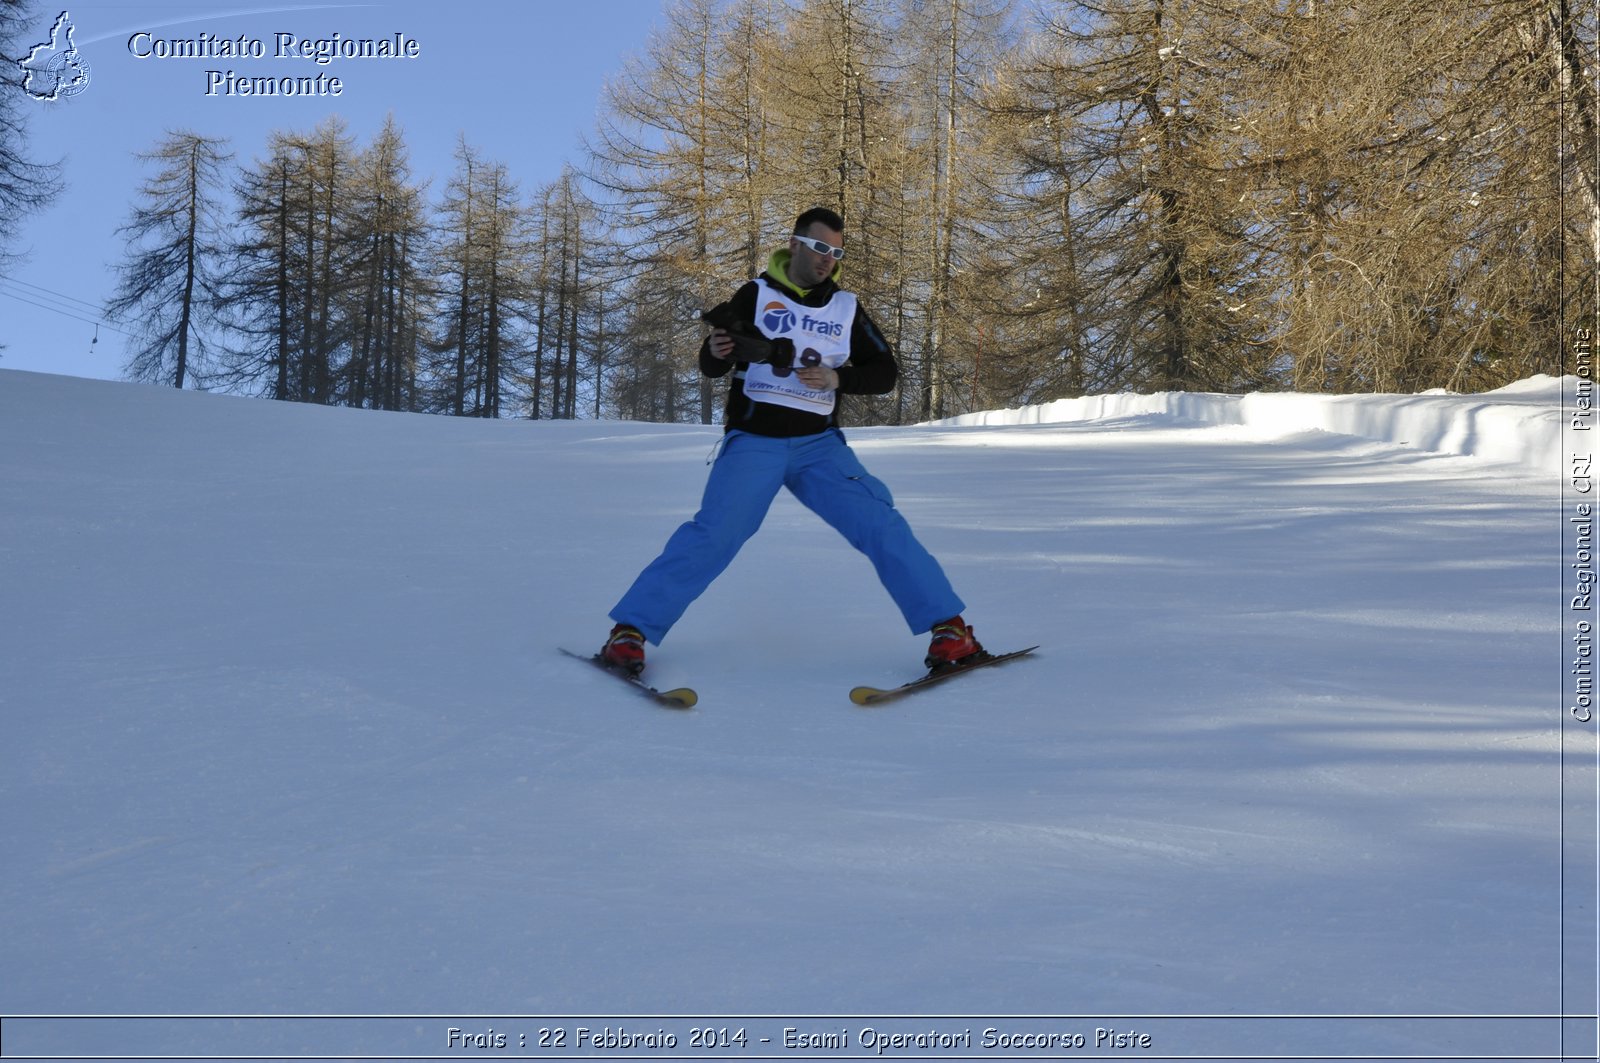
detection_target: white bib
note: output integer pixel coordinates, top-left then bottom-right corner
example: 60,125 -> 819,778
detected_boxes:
741,279 -> 857,416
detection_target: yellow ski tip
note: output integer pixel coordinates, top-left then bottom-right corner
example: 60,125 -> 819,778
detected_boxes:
661,688 -> 698,709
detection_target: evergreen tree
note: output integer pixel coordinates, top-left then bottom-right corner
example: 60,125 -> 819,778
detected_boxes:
589,0 -> 786,423
434,137 -> 531,418
217,132 -> 317,400
105,131 -> 232,389
0,0 -> 63,266
344,115 -> 431,411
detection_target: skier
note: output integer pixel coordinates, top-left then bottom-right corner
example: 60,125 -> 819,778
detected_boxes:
599,207 -> 982,675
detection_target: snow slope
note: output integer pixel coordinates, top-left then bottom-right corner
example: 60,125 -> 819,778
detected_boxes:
0,369 -> 1586,1062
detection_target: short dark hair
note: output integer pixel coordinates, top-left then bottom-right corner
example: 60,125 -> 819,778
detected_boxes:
794,207 -> 844,234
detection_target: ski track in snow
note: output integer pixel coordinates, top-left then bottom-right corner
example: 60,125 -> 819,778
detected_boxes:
0,369 -> 1580,1061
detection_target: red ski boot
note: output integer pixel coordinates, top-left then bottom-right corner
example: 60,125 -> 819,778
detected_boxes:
600,623 -> 646,675
925,615 -> 985,670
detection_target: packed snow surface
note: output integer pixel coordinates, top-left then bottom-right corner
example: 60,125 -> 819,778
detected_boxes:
0,370 -> 1581,1061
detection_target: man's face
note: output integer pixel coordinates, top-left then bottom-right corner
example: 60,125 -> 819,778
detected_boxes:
787,223 -> 843,289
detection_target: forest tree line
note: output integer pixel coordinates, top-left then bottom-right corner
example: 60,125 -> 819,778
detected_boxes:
99,0 -> 1598,422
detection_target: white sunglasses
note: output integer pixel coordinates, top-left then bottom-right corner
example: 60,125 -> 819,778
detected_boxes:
793,235 -> 845,260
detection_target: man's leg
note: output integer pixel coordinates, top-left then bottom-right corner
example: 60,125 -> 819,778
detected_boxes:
610,431 -> 786,645
786,431 -> 965,634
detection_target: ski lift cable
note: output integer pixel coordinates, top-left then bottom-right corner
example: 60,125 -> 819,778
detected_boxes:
0,285 -> 134,336
0,272 -> 109,313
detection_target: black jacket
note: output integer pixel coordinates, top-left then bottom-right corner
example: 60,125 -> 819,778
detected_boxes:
700,251 -> 897,437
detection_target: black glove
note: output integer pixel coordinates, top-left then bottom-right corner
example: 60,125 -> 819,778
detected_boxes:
700,305 -> 796,369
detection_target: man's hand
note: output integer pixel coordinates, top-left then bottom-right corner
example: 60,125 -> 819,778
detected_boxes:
708,328 -> 736,360
795,365 -> 839,390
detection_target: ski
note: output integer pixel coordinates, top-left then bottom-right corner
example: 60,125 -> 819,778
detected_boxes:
849,646 -> 1039,706
559,648 -> 698,709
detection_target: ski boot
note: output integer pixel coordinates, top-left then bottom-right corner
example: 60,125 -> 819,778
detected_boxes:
600,623 -> 646,676
925,615 -> 985,671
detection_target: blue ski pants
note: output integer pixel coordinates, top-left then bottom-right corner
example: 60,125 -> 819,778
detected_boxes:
611,428 -> 965,645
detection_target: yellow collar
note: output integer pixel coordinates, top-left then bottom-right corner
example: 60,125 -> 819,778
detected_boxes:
768,247 -> 840,297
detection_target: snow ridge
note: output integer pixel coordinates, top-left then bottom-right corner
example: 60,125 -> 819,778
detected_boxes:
932,375 -> 1568,472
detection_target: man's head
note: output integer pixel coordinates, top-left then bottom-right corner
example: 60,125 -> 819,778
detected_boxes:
787,207 -> 845,289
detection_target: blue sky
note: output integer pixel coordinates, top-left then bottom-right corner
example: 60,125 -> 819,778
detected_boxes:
2,0 -> 669,381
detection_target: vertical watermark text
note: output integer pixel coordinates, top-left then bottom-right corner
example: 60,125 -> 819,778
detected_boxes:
1572,326 -> 1595,724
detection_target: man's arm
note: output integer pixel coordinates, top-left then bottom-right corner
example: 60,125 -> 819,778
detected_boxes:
834,306 -> 898,395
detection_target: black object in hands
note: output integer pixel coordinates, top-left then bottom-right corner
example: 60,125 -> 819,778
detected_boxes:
700,306 -> 796,368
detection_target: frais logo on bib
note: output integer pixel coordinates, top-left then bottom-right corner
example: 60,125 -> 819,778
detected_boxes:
761,302 -> 796,334
761,300 -> 845,338
800,315 -> 844,337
